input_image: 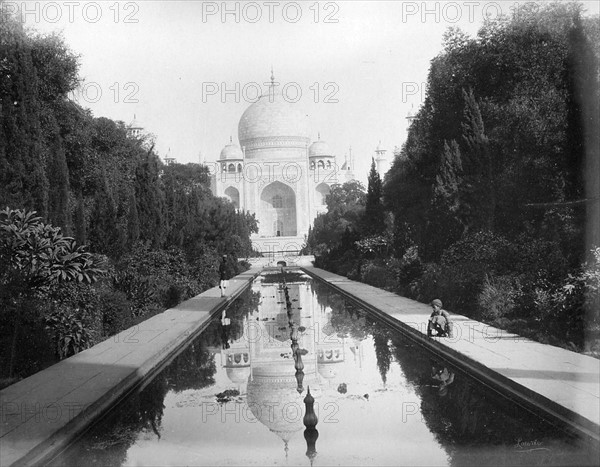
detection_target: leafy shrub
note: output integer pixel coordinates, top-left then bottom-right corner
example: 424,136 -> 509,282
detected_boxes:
45,309 -> 91,359
99,287 -> 133,337
386,246 -> 424,297
478,274 -> 522,321
360,261 -> 395,289
526,248 -> 600,349
112,270 -> 159,317
440,231 -> 515,312
331,249 -> 359,278
414,262 -> 444,304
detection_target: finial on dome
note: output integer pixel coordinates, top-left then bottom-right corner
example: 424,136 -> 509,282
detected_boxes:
229,135 -> 232,143
318,132 -> 321,140
270,66 -> 275,87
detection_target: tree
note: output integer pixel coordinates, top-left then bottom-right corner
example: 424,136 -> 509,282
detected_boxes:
460,88 -> 494,232
135,151 -> 166,248
88,167 -> 120,256
0,208 -> 104,376
45,114 -> 72,233
73,191 -> 86,245
363,158 -> 386,236
126,191 -> 140,248
427,139 -> 464,258
307,181 -> 366,253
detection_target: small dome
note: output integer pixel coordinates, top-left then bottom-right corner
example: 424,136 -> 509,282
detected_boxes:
226,366 -> 250,384
309,139 -> 332,158
220,143 -> 243,160
318,363 -> 339,380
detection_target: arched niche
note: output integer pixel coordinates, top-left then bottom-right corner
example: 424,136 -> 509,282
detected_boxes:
315,183 -> 330,206
260,181 -> 297,237
224,186 -> 240,209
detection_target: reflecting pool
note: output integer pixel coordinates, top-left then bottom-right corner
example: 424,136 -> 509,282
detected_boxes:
50,270 -> 597,466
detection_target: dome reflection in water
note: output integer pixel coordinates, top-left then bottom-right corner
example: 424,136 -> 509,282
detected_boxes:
50,271 -> 598,466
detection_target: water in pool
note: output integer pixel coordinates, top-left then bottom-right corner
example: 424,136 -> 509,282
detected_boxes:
50,270 -> 597,466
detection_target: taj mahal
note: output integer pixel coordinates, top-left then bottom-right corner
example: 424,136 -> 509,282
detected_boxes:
210,74 -> 387,254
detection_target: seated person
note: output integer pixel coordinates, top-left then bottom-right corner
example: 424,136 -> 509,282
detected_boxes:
427,299 -> 452,337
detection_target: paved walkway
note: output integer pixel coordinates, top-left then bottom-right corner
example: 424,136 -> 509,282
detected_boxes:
0,267 -> 262,467
302,266 -> 600,445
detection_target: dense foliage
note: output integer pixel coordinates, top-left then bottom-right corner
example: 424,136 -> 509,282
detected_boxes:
308,2 -> 599,355
0,14 -> 257,385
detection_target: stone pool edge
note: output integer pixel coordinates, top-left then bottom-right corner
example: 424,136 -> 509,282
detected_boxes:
0,267 -> 262,467
301,265 -> 600,447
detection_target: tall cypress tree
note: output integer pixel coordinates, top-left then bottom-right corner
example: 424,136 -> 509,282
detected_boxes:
1,34 -> 49,216
46,115 -> 71,233
73,191 -> 86,245
427,139 -> 465,258
363,158 -> 385,236
461,88 -> 494,232
127,190 -> 140,248
89,167 -> 119,256
135,151 -> 166,248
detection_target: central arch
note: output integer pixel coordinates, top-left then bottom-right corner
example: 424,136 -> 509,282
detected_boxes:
260,181 -> 297,237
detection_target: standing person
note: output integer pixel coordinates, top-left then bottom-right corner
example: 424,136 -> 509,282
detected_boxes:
219,254 -> 232,297
427,299 -> 452,337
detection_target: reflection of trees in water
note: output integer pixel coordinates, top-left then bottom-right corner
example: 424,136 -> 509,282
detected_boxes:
203,288 -> 261,347
53,289 -> 262,466
262,270 -> 307,284
313,281 -> 369,341
318,287 -> 393,384
52,374 -> 169,466
390,335 -> 596,466
310,279 -> 339,313
164,338 -> 217,392
373,333 -> 391,386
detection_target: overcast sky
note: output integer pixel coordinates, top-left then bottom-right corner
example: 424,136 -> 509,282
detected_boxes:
17,0 -> 600,183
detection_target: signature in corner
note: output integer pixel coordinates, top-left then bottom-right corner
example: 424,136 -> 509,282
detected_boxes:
514,439 -> 550,452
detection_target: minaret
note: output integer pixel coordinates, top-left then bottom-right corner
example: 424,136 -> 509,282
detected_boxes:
374,141 -> 388,176
348,146 -> 353,170
127,114 -> 143,138
164,147 -> 175,166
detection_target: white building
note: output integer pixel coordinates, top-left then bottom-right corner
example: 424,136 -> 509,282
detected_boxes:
211,76 -> 357,254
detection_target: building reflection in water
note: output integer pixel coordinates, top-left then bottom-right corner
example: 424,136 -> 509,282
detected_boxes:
216,271 -> 326,457
212,271 -> 370,463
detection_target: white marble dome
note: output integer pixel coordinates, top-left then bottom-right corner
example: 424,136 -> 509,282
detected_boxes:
238,86 -> 310,150
220,143 -> 243,160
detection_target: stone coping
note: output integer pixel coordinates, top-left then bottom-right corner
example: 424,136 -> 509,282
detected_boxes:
301,266 -> 600,446
0,267 -> 262,467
